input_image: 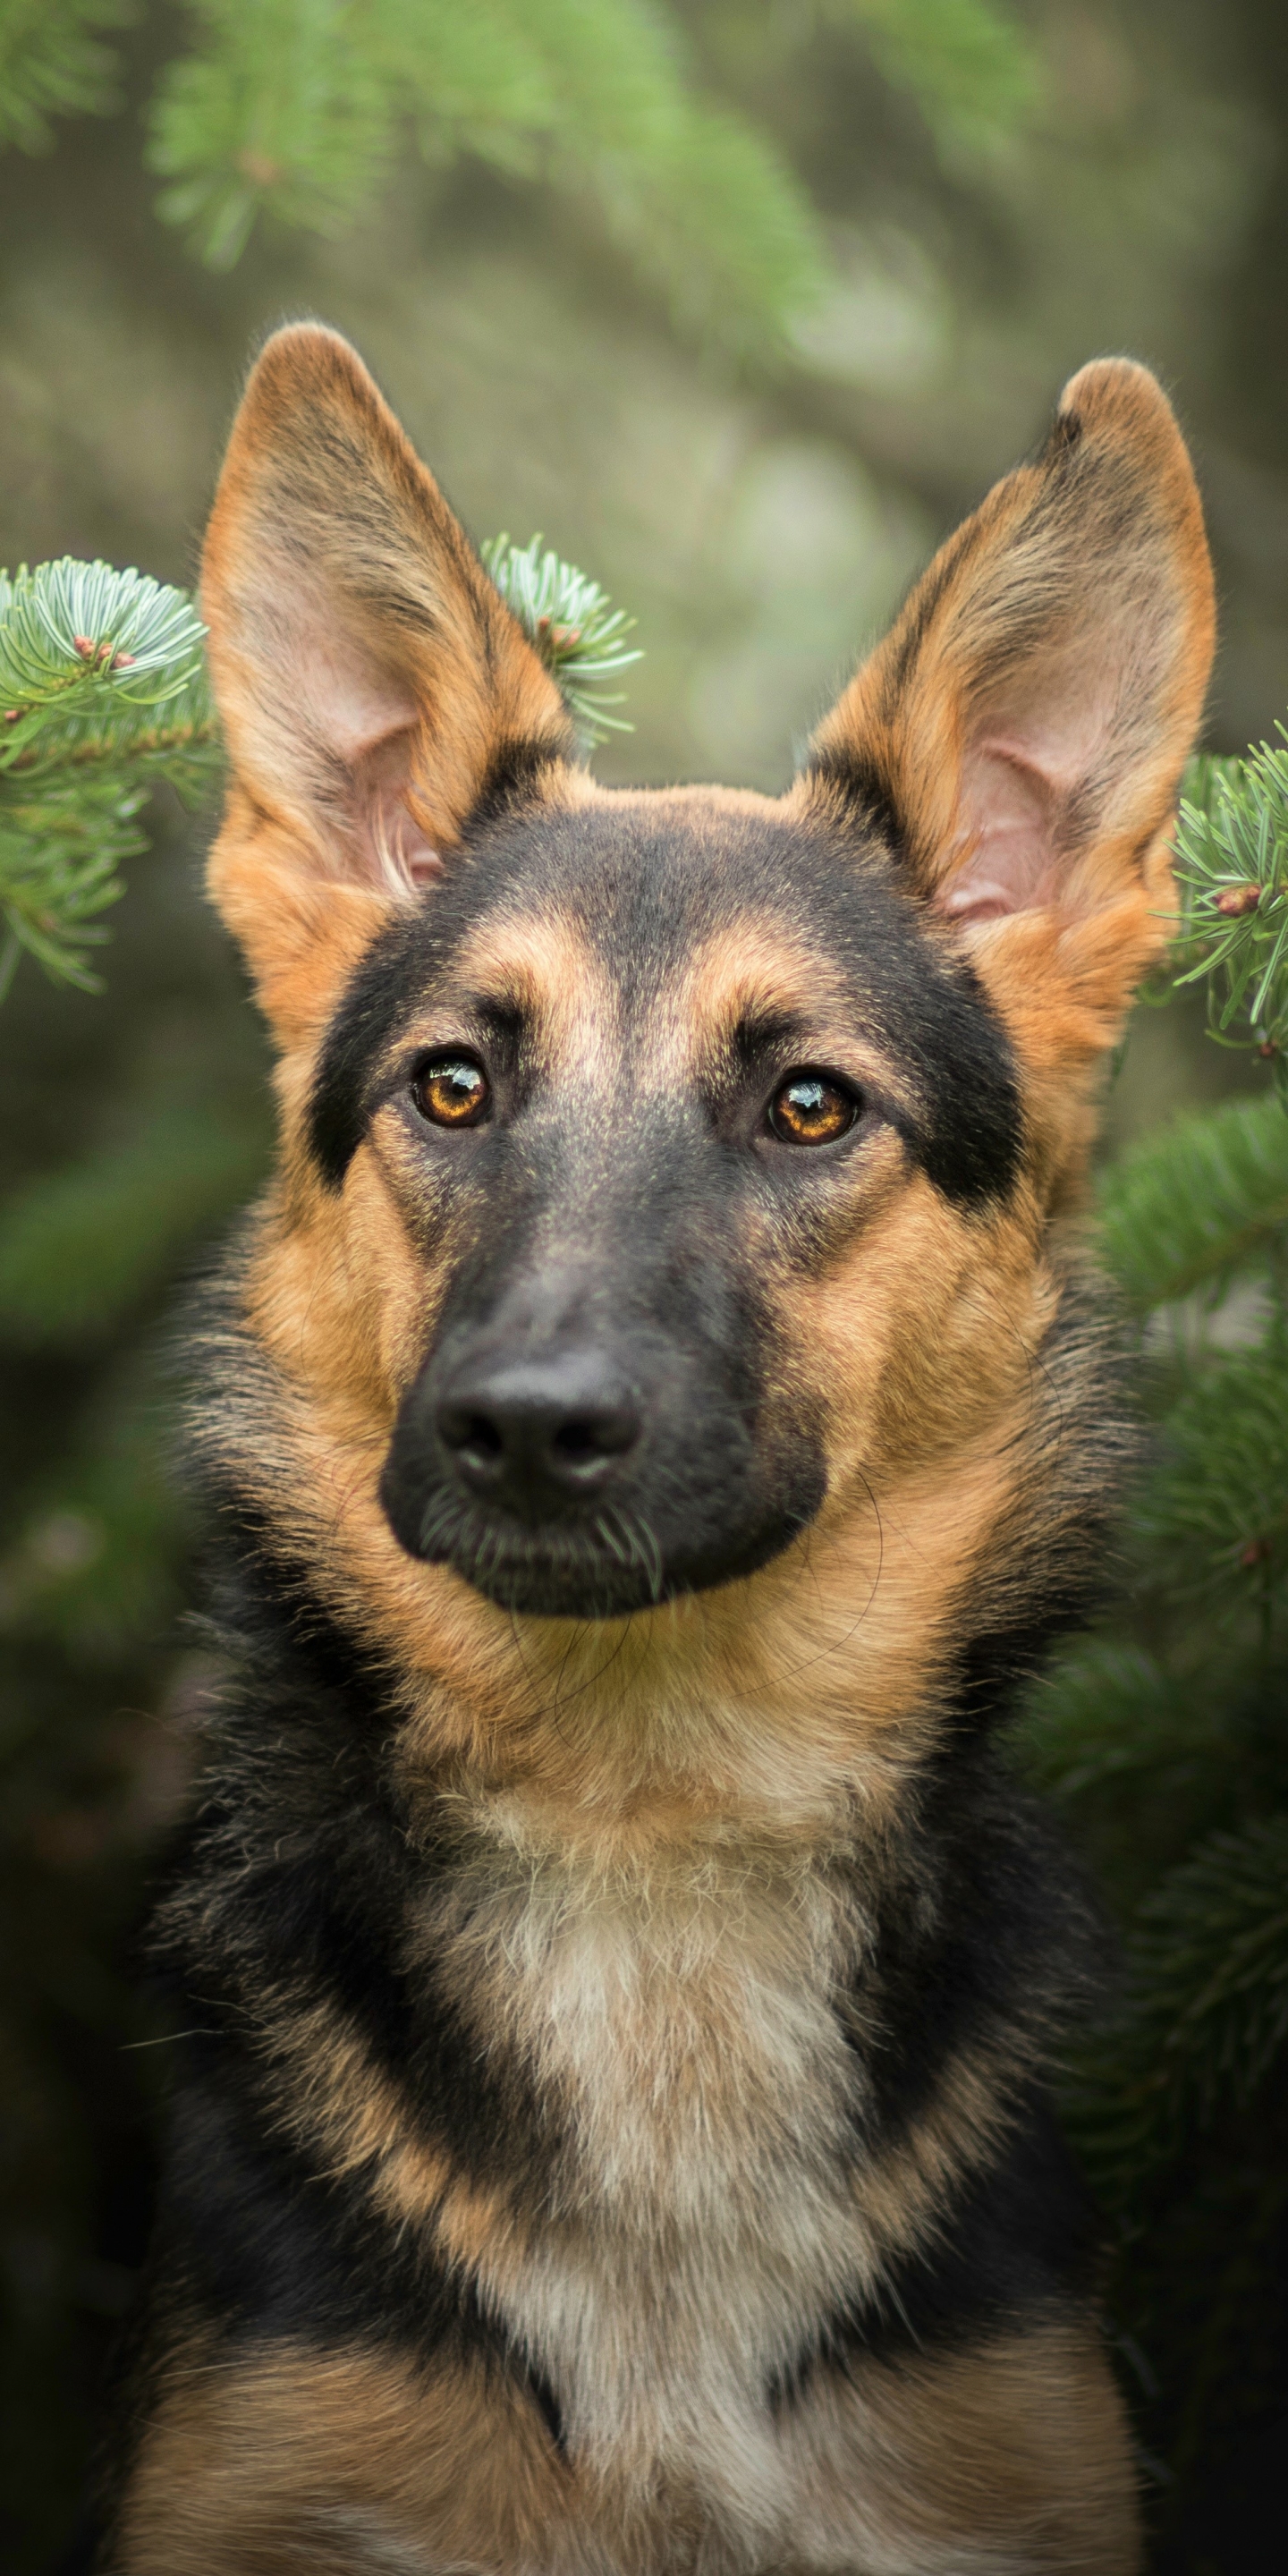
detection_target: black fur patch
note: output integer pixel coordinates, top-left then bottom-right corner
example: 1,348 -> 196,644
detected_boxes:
806,746 -> 905,855
843,1740 -> 1104,2158
767,2099 -> 1098,2408
151,1510 -> 563,2201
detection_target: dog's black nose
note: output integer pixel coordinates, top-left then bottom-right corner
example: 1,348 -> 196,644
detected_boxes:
436,1352 -> 640,1515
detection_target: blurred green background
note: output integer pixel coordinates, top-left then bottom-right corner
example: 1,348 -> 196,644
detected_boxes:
2,3 -> 1287,2568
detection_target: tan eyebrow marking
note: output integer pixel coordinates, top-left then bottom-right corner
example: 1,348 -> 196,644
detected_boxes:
662,918 -> 911,1106
429,906 -> 620,1080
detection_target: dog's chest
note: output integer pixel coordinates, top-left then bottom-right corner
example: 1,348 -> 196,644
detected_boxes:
425,1834 -> 881,2522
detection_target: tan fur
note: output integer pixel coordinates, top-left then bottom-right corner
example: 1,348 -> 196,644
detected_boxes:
116,2337 -> 564,2576
120,2322 -> 1133,2576
785,2329 -> 1140,2574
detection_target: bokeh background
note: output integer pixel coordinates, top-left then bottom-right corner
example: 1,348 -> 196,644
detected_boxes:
2,3 -> 1286,2567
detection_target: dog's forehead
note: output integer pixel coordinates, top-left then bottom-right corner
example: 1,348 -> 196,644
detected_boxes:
439,794 -> 918,1020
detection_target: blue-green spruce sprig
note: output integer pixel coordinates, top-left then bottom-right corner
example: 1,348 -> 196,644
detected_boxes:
0,559 -> 218,999
0,537 -> 642,1000
481,533 -> 642,747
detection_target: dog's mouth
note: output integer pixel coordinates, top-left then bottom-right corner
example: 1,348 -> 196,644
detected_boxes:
378,1470 -> 823,1620
395,1487 -> 668,1618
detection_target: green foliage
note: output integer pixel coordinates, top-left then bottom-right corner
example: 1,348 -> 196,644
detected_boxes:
0,0 -> 132,154
1074,1818 -> 1288,2198
145,0 -> 824,347
481,532 -> 641,744
0,0 -> 1037,347
0,561 -> 218,996
148,0 -> 394,269
1173,735 -> 1288,1088
1020,1640 -> 1191,1804
1137,1339 -> 1288,1603
839,0 -> 1036,155
1099,1092 -> 1288,1311
0,777 -> 132,1002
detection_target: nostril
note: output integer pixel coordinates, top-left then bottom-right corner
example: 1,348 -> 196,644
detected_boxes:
553,1416 -> 602,1465
438,1404 -> 504,1467
550,1404 -> 639,1469
436,1366 -> 640,1504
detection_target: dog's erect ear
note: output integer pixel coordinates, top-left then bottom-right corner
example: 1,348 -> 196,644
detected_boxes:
201,325 -> 573,1033
803,360 -> 1215,1071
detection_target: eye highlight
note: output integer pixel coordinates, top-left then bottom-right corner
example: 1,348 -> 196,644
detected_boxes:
412,1053 -> 491,1129
767,1070 -> 859,1148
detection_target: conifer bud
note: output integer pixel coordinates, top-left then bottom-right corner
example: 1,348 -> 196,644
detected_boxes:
1215,882 -> 1262,916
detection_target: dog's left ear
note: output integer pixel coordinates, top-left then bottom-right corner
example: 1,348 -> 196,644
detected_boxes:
802,360 -> 1216,1072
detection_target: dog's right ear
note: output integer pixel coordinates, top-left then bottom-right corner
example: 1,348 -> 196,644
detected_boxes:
201,325 -> 573,1042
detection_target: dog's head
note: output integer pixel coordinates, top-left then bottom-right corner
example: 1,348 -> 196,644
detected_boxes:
200,328 -> 1212,1634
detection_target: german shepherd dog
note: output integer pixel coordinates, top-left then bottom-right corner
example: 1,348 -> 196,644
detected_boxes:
102,329 -> 1214,2574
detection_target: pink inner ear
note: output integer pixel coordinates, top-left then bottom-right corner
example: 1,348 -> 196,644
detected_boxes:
351,728 -> 442,893
941,738 -> 1062,923
266,591 -> 443,892
938,638 -> 1129,926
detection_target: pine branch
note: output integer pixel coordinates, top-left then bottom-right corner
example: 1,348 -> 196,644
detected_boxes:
1,775 -> 146,999
4,0 -> 1040,343
1071,1817 -> 1288,2202
1015,1641 -> 1189,1804
0,560 -> 219,995
0,558 -> 214,739
835,0 -> 1036,156
1171,739 -> 1288,1088
481,534 -> 641,744
0,0 -> 132,155
148,0 -> 394,270
1136,1343 -> 1288,1602
1098,1094 -> 1288,1313
148,0 -> 824,341
592,94 -> 820,354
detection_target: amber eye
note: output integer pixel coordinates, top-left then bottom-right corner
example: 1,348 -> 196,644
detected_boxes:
767,1070 -> 858,1148
412,1054 -> 490,1128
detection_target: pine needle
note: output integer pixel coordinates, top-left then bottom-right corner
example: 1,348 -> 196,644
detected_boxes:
480,533 -> 642,746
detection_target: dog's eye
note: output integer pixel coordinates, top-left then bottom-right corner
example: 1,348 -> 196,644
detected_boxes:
412,1054 -> 491,1129
767,1071 -> 858,1148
